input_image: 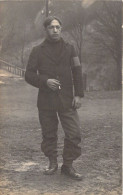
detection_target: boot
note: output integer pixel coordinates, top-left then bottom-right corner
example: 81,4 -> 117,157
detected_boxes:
43,158 -> 58,175
61,164 -> 82,181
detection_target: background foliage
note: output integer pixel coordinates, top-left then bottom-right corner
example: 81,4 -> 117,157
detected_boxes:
0,0 -> 122,90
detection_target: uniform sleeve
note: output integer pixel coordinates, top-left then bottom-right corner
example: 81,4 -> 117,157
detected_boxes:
25,47 -> 48,88
71,45 -> 84,97
71,44 -> 77,58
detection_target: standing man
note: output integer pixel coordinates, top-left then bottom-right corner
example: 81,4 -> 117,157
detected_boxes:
25,16 -> 84,181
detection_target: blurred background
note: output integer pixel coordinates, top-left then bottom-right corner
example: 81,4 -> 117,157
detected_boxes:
0,0 -> 122,91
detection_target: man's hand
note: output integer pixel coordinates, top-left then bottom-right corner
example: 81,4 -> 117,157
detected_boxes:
47,79 -> 61,91
72,96 -> 82,109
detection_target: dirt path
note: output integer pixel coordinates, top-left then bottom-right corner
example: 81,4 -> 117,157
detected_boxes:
0,69 -> 122,195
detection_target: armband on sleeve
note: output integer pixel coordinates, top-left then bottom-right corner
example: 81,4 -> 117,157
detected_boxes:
71,57 -> 84,97
72,57 -> 81,67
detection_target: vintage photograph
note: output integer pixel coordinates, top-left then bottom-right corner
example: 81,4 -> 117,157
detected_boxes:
0,0 -> 122,195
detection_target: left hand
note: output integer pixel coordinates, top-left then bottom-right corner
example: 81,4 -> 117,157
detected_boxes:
72,96 -> 82,109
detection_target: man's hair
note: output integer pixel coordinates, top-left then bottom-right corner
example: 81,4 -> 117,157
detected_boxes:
43,16 -> 62,28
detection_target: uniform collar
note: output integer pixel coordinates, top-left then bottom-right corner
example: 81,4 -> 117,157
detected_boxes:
41,37 -> 68,47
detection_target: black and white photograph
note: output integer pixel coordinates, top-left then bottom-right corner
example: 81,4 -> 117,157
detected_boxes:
0,0 -> 122,194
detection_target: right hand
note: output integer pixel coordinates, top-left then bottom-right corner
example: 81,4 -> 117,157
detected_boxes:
47,79 -> 61,91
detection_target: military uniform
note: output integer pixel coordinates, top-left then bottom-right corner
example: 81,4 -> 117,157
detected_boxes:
25,38 -> 84,165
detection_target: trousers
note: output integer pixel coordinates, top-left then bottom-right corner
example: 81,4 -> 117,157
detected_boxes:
38,108 -> 81,164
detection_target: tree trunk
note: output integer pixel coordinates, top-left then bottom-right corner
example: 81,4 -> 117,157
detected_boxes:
79,27 -> 83,64
21,30 -> 25,68
116,58 -> 122,90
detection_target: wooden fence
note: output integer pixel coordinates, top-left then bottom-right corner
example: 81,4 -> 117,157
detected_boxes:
0,58 -> 26,77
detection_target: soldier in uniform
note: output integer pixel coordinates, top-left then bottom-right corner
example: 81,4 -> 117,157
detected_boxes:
25,16 -> 84,180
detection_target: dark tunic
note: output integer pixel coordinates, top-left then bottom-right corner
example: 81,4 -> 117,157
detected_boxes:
25,38 -> 84,110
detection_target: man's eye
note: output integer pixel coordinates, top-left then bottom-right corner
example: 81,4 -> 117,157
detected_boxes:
48,26 -> 61,29
56,26 -> 61,29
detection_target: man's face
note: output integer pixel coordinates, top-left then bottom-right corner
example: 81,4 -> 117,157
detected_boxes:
45,19 -> 62,41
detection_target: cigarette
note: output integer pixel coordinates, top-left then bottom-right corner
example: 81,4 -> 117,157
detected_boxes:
59,86 -> 61,90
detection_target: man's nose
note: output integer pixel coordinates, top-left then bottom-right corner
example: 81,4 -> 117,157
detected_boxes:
53,27 -> 57,33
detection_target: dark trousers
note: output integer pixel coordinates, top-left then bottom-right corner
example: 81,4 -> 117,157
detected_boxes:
38,108 -> 81,164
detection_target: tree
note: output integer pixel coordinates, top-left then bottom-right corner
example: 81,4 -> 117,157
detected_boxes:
87,1 -> 122,89
0,1 -> 43,51
61,2 -> 85,63
0,1 -> 44,67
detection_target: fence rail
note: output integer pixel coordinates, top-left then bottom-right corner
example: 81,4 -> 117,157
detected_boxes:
0,58 -> 26,77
